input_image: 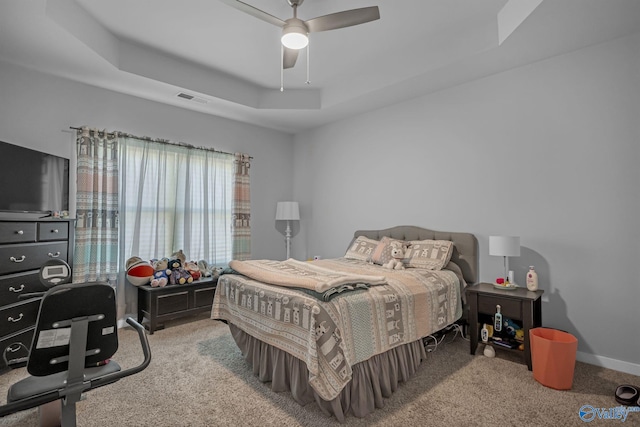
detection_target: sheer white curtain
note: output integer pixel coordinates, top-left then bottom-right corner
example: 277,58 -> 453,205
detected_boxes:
117,136 -> 234,317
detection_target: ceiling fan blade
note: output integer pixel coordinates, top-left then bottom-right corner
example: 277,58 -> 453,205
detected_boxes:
219,0 -> 285,27
283,47 -> 299,69
305,6 -> 380,33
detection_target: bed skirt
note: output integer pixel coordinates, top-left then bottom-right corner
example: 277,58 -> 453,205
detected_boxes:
228,323 -> 428,422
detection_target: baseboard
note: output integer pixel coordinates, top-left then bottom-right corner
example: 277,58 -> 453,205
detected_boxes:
577,351 -> 640,376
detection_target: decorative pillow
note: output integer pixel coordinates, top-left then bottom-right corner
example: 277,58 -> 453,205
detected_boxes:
371,236 -> 406,266
344,236 -> 379,261
403,240 -> 454,270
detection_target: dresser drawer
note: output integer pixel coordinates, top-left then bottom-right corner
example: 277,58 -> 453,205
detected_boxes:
0,271 -> 45,305
38,222 -> 69,241
0,222 -> 37,244
477,295 -> 522,319
0,242 -> 68,275
0,298 -> 41,337
0,327 -> 34,371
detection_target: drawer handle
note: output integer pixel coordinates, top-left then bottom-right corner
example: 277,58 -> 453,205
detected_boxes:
51,229 -> 59,233
9,285 -> 25,293
9,255 -> 26,263
48,252 -> 61,258
8,313 -> 24,323
16,230 -> 24,235
6,344 -> 22,353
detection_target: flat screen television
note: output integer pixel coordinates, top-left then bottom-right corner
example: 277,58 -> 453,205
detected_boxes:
0,140 -> 70,218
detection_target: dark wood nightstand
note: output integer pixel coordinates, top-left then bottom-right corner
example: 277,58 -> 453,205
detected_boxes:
466,282 -> 543,370
137,277 -> 218,334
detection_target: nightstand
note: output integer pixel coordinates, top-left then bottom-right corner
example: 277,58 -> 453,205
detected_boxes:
466,282 -> 543,370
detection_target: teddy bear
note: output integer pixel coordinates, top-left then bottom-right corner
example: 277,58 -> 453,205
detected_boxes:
168,258 -> 193,285
171,249 -> 186,266
150,257 -> 171,288
383,242 -> 406,270
184,261 -> 201,281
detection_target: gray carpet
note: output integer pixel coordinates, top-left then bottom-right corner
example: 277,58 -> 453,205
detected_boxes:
1,314 -> 638,426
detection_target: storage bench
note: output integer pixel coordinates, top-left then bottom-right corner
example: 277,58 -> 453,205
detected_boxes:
137,277 -> 218,334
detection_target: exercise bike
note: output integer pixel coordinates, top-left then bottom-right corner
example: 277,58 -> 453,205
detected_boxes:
0,259 -> 151,427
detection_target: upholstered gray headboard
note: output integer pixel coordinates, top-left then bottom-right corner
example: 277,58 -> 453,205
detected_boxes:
353,225 -> 478,286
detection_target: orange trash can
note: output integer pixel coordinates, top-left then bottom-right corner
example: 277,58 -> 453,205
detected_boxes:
530,327 -> 578,390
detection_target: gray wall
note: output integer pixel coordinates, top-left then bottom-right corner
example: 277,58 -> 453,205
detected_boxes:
1,31 -> 638,374
292,32 -> 640,374
0,60 -> 294,261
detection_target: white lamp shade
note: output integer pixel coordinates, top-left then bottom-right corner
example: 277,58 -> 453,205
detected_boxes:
489,236 -> 520,257
276,201 -> 300,221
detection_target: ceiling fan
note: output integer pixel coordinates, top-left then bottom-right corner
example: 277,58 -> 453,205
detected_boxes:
220,0 -> 380,72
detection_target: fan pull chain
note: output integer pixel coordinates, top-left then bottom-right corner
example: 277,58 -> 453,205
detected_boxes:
280,44 -> 284,92
306,41 -> 310,85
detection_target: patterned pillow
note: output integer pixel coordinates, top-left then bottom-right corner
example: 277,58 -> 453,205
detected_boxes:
344,236 -> 379,261
403,240 -> 454,270
371,236 -> 406,266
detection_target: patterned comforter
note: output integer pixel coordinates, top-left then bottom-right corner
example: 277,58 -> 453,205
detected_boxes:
211,257 -> 462,401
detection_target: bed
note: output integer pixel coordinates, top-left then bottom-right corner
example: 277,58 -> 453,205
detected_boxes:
211,225 -> 478,421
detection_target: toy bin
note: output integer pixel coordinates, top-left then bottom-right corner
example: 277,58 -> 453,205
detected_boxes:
530,327 -> 578,390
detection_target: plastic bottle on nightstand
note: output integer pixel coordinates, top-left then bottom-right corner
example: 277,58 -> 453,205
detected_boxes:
526,266 -> 538,291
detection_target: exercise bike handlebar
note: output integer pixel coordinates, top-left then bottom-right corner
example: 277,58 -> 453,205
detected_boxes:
89,317 -> 152,389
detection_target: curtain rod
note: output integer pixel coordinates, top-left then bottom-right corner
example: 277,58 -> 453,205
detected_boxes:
69,126 -> 251,159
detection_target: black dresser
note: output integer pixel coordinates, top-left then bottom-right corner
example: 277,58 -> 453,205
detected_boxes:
0,218 -> 74,371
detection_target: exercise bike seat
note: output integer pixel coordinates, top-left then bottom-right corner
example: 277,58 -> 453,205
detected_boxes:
0,281 -> 151,426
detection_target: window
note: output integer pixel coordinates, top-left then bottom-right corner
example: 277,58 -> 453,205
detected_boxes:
119,137 -> 234,266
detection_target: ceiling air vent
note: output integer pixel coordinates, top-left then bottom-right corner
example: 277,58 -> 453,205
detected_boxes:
176,92 -> 208,104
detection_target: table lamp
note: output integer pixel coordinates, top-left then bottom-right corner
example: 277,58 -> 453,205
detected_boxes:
489,235 -> 520,283
276,201 -> 300,259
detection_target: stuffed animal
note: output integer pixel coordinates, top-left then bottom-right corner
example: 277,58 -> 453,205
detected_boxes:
504,318 -> 523,339
197,259 -> 213,277
171,249 -> 186,266
171,268 -> 193,285
126,256 -> 154,286
168,258 -> 193,285
383,243 -> 406,270
167,258 -> 182,271
150,257 -> 171,288
184,261 -> 201,281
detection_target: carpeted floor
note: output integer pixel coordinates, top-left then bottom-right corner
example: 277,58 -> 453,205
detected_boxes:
1,314 -> 638,426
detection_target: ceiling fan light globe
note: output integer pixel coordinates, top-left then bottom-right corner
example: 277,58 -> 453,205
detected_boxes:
281,18 -> 309,50
281,32 -> 308,49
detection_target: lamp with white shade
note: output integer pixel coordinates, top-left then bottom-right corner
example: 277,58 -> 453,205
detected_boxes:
489,236 -> 520,284
276,201 -> 300,259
